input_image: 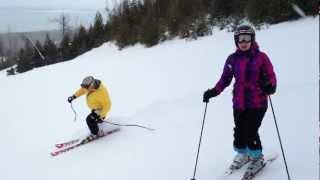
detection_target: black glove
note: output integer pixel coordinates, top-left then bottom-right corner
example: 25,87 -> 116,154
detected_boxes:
261,82 -> 276,95
67,95 -> 76,103
203,88 -> 218,103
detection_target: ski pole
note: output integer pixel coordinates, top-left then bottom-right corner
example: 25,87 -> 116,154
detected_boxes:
68,103 -> 154,131
103,121 -> 155,131
191,102 -> 208,180
70,102 -> 78,122
269,96 -> 291,180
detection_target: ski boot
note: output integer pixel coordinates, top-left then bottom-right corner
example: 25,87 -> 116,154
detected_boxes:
241,156 -> 265,180
229,153 -> 250,170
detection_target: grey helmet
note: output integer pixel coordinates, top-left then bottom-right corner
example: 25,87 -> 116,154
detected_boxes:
81,76 -> 95,88
234,25 -> 255,44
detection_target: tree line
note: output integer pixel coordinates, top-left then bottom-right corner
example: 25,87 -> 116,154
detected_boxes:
7,0 -> 317,75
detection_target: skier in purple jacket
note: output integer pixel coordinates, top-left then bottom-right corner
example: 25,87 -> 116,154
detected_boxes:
203,25 -> 277,174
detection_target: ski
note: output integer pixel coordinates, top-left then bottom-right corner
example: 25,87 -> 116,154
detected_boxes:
241,154 -> 278,180
55,139 -> 80,149
221,157 -> 250,178
220,164 -> 247,179
220,154 -> 278,180
50,128 -> 120,157
224,163 -> 247,176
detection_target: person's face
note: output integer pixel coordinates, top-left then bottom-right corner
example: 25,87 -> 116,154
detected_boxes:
87,85 -> 96,92
237,34 -> 252,51
81,83 -> 96,92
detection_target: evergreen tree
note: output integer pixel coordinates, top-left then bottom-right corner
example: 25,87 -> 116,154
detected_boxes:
43,34 -> 59,64
246,0 -> 294,26
140,14 -> 160,47
87,25 -> 95,50
209,0 -> 246,30
0,37 -> 4,57
70,34 -> 81,59
60,33 -> 73,61
112,0 -> 133,49
210,0 -> 234,20
187,0 -> 212,38
77,25 -> 89,54
136,0 -> 159,46
190,15 -> 212,39
16,45 -> 34,73
167,0 -> 184,37
128,0 -> 143,44
293,0 -> 318,16
92,12 -> 105,47
103,21 -> 112,43
112,0 -> 141,48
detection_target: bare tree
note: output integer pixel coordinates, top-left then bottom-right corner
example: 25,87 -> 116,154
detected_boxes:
50,13 -> 71,38
7,25 -> 12,56
6,25 -> 18,58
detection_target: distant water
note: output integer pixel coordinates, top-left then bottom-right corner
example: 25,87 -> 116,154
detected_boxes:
0,7 -> 106,33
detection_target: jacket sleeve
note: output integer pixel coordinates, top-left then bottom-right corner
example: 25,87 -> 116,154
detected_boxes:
261,53 -> 277,87
214,56 -> 234,94
74,88 -> 87,98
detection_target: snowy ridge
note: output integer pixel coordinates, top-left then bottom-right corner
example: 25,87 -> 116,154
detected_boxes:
0,17 -> 318,180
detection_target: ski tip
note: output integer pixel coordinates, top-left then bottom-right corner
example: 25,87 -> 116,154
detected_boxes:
50,152 -> 58,157
266,153 -> 279,162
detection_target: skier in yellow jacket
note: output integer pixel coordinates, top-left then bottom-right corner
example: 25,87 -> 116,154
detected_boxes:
67,76 -> 111,139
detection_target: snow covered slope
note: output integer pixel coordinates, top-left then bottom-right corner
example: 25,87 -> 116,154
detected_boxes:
0,17 -> 318,180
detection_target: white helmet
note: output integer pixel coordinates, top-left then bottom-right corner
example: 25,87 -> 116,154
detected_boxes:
81,76 -> 95,88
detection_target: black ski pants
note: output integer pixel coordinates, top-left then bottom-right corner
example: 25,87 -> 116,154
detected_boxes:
86,113 -> 101,135
233,107 -> 267,151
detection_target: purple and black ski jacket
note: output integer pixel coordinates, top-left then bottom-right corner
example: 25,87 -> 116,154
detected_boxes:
214,42 -> 277,110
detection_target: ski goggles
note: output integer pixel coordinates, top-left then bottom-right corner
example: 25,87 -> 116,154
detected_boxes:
238,34 -> 252,43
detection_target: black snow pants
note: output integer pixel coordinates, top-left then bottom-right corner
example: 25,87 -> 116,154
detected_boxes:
233,107 -> 267,151
86,113 -> 101,135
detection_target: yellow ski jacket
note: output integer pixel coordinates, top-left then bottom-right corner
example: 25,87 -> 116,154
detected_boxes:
74,83 -> 111,119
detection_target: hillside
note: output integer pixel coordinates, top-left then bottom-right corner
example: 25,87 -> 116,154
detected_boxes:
0,17 -> 318,180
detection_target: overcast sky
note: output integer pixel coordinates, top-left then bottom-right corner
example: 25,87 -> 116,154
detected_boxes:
0,0 -> 121,9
